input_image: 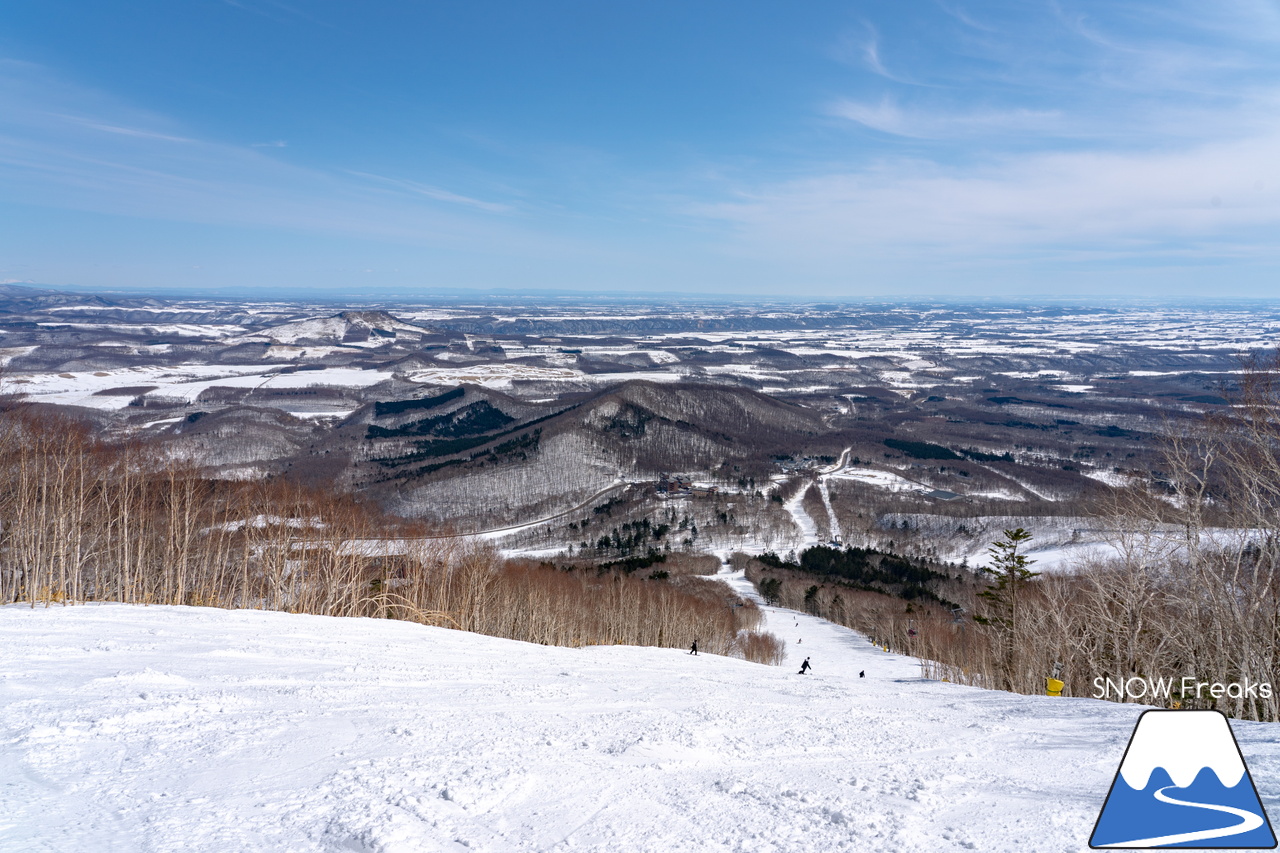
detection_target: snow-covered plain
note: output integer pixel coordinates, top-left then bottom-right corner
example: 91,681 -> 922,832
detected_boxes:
402,365 -> 691,390
5,589 -> 1278,852
4,365 -> 390,410
7,301 -> 1278,426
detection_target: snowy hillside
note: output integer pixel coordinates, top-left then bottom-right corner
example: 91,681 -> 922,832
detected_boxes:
3,575 -> 1278,852
230,311 -> 430,347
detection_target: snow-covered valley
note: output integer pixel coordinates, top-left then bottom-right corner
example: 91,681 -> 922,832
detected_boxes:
5,581 -> 1277,852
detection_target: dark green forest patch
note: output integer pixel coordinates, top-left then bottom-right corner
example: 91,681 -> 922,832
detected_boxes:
373,387 -> 464,418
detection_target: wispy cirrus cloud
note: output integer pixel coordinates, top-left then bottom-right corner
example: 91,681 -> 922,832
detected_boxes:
859,30 -> 892,80
66,120 -> 196,144
688,1 -> 1280,285
348,171 -> 514,214
828,97 -> 1062,139
832,22 -> 931,87
830,0 -> 1280,144
0,60 -> 540,252
935,2 -> 999,34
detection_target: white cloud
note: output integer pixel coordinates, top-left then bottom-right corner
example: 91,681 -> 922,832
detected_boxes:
832,22 -> 931,87
936,2 -> 999,33
828,97 -> 1062,139
72,121 -> 196,144
689,127 -> 1280,266
778,0 -> 1280,280
861,33 -> 891,80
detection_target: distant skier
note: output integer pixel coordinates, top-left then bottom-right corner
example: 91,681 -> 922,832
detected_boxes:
689,640 -> 698,656
859,670 -> 865,678
798,657 -> 811,675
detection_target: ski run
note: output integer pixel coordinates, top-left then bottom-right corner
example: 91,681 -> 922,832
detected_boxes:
3,567 -> 1278,853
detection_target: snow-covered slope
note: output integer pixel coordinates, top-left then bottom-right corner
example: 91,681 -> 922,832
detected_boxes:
2,585 -> 1277,852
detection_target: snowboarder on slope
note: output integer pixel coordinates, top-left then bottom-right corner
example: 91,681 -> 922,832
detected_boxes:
689,640 -> 698,656
859,670 -> 865,678
799,657 -> 811,675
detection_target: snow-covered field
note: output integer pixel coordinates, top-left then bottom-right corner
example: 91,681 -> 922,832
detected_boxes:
5,583 -> 1277,852
5,365 -> 390,410
827,468 -> 919,492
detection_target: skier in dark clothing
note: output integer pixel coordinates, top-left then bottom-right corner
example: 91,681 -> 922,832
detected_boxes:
689,640 -> 698,655
859,670 -> 865,678
798,657 -> 811,675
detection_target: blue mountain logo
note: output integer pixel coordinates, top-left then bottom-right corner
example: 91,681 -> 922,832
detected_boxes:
1091,710 -> 1276,848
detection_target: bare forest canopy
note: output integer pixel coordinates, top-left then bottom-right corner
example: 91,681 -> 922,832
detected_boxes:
0,406 -> 784,665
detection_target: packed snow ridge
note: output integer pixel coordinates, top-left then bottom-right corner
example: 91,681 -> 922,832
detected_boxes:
3,571 -> 1278,852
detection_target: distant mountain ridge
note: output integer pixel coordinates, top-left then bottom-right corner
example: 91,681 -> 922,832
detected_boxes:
0,283 -> 146,312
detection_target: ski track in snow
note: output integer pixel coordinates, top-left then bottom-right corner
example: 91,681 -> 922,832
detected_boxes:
782,450 -> 847,549
781,485 -> 819,550
818,480 -> 841,544
3,596 -> 1279,853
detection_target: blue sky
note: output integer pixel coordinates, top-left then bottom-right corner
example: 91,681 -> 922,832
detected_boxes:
2,1 -> 1279,300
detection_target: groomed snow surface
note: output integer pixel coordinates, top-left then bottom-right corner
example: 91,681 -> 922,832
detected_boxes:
4,577 -> 1279,853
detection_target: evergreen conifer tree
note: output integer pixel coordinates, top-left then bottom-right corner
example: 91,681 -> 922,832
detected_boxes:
976,528 -> 1039,690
